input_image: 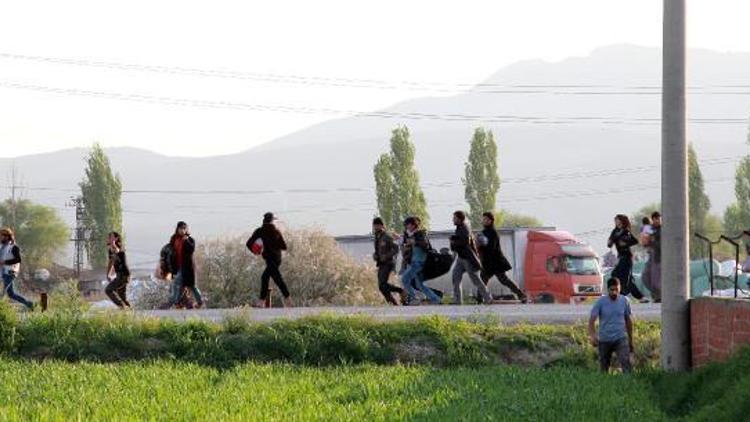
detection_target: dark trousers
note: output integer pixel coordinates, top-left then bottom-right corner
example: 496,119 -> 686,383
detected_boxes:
377,263 -> 403,305
260,256 -> 290,300
481,269 -> 526,300
598,337 -> 632,373
105,275 -> 131,308
612,257 -> 644,300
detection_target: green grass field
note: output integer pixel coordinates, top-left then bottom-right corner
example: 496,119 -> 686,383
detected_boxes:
0,360 -> 667,421
1,302 -> 749,421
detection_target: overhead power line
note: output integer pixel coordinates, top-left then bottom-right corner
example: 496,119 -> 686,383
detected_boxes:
6,52 -> 750,96
0,154 -> 738,198
1,80 -> 748,126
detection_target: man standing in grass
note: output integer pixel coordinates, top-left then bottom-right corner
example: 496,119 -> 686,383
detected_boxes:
589,277 -> 634,373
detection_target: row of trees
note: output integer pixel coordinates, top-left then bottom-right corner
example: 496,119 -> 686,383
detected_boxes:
0,143 -> 122,277
373,126 -> 541,231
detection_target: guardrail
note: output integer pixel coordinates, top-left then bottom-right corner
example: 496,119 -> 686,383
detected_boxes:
694,231 -> 747,299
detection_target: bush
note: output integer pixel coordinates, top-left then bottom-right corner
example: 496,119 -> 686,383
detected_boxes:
0,301 -> 19,354
47,279 -> 89,316
196,229 -> 382,308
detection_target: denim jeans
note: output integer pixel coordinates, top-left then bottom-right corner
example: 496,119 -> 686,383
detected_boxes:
2,272 -> 33,309
170,271 -> 203,306
401,261 -> 440,304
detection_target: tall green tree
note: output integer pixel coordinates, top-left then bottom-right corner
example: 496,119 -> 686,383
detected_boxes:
0,199 -> 69,274
724,122 -> 750,236
463,128 -> 501,228
373,126 -> 429,230
373,154 -> 395,230
80,143 -> 123,269
688,144 -> 711,258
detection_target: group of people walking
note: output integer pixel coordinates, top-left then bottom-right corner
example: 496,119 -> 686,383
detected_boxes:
1,207 -> 664,312
607,211 -> 662,303
373,210 -> 527,306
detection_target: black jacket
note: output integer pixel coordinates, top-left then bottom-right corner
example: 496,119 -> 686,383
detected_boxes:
450,223 -> 482,270
478,226 -> 512,273
247,223 -> 288,261
608,228 -> 639,259
172,236 -> 197,287
109,250 -> 131,277
651,226 -> 662,263
373,231 -> 399,267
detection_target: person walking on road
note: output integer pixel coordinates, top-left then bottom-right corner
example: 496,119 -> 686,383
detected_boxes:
372,217 -> 406,305
588,277 -> 634,373
400,217 -> 441,305
641,211 -> 662,302
247,212 -> 293,308
450,211 -> 493,305
476,212 -> 527,303
169,221 -> 204,309
105,231 -> 131,309
0,228 -> 34,310
607,214 -> 646,302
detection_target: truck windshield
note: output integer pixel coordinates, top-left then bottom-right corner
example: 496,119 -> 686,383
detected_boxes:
564,256 -> 600,275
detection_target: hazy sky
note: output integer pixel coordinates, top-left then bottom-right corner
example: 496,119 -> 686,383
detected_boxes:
2,0 -> 750,157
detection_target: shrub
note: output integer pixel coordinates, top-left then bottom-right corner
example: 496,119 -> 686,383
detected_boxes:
196,229 -> 382,308
0,301 -> 19,354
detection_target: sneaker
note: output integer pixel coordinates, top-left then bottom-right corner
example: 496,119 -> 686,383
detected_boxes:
283,297 -> 294,308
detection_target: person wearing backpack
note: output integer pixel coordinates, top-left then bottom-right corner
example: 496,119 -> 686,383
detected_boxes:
372,217 -> 405,305
450,211 -> 493,305
246,212 -> 293,308
476,212 -> 527,303
105,231 -> 131,309
0,227 -> 34,310
400,216 -> 441,305
168,221 -> 204,309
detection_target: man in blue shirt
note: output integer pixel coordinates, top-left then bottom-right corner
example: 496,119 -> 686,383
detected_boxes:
588,277 -> 634,373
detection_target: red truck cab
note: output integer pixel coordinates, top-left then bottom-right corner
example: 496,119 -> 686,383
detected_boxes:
523,231 -> 603,303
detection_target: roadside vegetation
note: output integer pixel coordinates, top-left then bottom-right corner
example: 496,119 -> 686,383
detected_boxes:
1,301 -> 748,421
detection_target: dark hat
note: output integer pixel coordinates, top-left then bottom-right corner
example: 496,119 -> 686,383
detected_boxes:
263,212 -> 275,223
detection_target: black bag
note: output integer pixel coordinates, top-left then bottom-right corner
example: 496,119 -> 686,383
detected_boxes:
423,249 -> 454,281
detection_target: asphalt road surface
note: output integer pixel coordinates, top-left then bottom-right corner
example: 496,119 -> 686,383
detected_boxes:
138,303 -> 661,325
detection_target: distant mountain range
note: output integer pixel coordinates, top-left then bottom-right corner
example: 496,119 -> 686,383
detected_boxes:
1,45 -> 748,270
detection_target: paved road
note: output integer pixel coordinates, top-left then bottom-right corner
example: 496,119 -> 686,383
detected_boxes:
138,303 -> 661,325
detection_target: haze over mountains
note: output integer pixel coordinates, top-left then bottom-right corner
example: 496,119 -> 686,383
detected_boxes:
1,45 -> 748,270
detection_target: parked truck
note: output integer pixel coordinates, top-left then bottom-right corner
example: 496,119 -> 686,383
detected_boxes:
336,227 -> 603,304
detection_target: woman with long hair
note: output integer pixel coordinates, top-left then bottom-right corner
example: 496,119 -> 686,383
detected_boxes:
0,227 -> 34,310
607,214 -> 646,301
105,231 -> 131,309
168,221 -> 203,308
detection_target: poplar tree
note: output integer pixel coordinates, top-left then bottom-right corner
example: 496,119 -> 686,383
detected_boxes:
373,126 -> 429,230
80,143 -> 123,269
463,128 -> 501,228
688,144 -> 711,258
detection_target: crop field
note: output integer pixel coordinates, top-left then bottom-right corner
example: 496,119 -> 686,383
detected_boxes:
0,360 -> 667,421
0,302 -> 748,421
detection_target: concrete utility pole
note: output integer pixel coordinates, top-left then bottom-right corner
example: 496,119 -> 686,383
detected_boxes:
661,0 -> 690,371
